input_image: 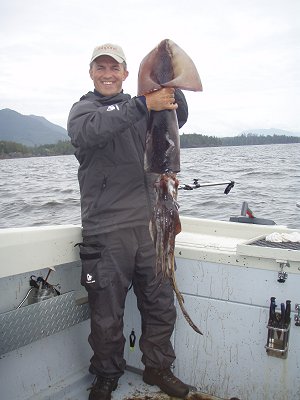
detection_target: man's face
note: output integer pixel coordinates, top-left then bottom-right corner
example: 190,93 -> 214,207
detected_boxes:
89,55 -> 129,96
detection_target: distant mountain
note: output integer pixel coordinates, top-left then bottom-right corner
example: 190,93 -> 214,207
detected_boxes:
0,108 -> 69,146
240,128 -> 300,137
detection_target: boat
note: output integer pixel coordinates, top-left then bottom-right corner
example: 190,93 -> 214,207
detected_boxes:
1,214 -> 300,400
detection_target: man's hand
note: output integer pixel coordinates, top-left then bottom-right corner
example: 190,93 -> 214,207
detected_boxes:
144,88 -> 178,111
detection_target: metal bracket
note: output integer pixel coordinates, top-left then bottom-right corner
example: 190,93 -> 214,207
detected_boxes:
295,304 -> 300,326
276,259 -> 290,283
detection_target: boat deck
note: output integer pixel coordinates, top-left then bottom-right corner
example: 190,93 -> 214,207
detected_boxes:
1,219 -> 299,400
34,368 -> 224,400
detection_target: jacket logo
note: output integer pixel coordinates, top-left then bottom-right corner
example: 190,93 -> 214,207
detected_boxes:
86,273 -> 95,284
106,104 -> 120,112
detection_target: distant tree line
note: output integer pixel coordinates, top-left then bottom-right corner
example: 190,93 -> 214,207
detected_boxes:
0,140 -> 74,158
180,132 -> 300,148
220,133 -> 300,146
1,133 -> 300,159
180,133 -> 222,147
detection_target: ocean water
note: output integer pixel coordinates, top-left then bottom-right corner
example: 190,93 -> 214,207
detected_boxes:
1,143 -> 299,230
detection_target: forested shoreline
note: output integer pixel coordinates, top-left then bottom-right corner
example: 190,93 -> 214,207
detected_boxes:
1,133 -> 300,159
180,133 -> 300,147
0,140 -> 74,159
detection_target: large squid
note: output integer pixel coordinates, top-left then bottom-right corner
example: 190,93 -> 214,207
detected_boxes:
138,39 -> 203,334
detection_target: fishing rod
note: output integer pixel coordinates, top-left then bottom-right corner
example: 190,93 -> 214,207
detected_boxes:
178,179 -> 235,194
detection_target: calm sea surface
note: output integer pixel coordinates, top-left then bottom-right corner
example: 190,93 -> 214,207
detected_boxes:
1,143 -> 299,230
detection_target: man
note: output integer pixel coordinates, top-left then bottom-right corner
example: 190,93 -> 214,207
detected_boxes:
67,43 -> 190,400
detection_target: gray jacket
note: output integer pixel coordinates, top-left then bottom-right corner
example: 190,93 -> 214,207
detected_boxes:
67,90 -> 188,237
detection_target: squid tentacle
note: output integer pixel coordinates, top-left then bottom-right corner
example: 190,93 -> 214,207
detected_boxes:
151,173 -> 203,335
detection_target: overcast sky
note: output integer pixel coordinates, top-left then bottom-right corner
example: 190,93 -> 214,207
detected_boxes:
0,0 -> 299,136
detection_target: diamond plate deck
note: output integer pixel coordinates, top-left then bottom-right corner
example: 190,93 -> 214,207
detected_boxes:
0,291 -> 90,355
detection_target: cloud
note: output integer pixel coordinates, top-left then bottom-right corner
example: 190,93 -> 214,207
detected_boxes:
0,0 -> 299,135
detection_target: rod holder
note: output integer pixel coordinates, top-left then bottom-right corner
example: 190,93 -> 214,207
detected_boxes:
265,314 -> 290,359
265,297 -> 291,359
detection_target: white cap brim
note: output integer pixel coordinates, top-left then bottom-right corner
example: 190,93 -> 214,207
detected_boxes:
91,52 -> 124,63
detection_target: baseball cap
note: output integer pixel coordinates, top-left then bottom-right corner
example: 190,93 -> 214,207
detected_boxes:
90,43 -> 126,64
